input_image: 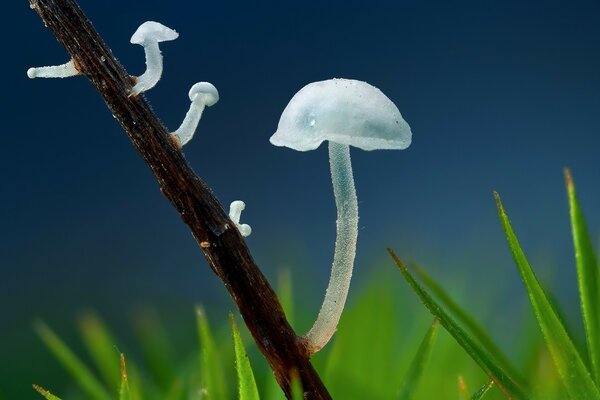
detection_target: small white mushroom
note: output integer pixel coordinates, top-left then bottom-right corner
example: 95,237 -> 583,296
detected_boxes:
27,59 -> 81,79
270,78 -> 412,355
229,200 -> 252,237
129,21 -> 178,97
171,82 -> 219,147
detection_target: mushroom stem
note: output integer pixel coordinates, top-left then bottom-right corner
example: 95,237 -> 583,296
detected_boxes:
172,99 -> 207,147
304,141 -> 358,354
130,41 -> 162,96
27,59 -> 80,79
229,200 -> 252,237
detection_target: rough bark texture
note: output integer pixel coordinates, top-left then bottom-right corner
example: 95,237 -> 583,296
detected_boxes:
28,0 -> 331,398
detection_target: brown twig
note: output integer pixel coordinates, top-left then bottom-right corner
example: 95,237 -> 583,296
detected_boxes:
27,0 -> 331,398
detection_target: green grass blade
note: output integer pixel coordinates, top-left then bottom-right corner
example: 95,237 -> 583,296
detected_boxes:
119,354 -> 131,400
495,191 -> 600,399
458,376 -> 469,400
388,249 -> 529,399
34,321 -> 112,400
471,379 -> 494,400
412,264 -> 524,383
398,318 -> 440,400
565,169 -> 600,383
230,313 -> 260,400
125,363 -> 146,400
289,370 -> 303,400
277,269 -> 295,327
78,312 -> 120,388
32,385 -> 62,400
196,307 -> 228,399
164,379 -> 184,400
133,308 -> 175,390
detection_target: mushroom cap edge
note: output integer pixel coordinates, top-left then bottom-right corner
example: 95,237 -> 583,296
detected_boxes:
269,78 -> 412,152
130,21 -> 179,45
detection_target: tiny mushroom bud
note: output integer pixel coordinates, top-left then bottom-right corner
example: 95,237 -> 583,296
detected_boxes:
27,59 -> 81,79
129,21 -> 178,97
270,78 -> 412,355
171,82 -> 219,147
229,200 -> 252,237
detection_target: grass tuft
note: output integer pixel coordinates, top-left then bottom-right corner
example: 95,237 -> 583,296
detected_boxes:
32,172 -> 600,399
34,321 -> 112,400
410,263 -> 523,383
388,248 -> 529,399
495,191 -> 600,399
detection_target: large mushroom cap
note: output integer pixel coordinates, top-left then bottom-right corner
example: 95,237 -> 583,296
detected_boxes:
270,78 -> 412,151
130,21 -> 179,45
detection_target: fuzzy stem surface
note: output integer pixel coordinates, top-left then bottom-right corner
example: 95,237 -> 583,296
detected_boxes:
304,141 -> 358,354
130,40 -> 162,96
172,99 -> 206,146
27,59 -> 79,78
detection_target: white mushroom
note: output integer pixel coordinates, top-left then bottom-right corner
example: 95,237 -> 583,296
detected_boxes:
27,59 -> 81,79
129,21 -> 178,97
171,82 -> 219,147
270,78 -> 412,355
229,200 -> 252,237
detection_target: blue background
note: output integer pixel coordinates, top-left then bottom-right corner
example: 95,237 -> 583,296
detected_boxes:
2,0 -> 600,397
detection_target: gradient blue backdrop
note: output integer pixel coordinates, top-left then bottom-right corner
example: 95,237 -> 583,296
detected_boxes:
2,0 -> 600,397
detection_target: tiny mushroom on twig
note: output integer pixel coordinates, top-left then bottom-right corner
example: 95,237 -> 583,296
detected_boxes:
229,200 -> 252,237
171,82 -> 219,148
129,21 -> 178,97
270,78 -> 412,355
27,59 -> 81,79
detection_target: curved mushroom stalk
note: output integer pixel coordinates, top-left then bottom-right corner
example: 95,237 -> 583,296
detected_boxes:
303,142 -> 358,354
130,40 -> 163,96
27,59 -> 81,79
171,82 -> 219,147
128,21 -> 178,97
172,99 -> 207,146
270,78 -> 412,355
229,200 -> 252,237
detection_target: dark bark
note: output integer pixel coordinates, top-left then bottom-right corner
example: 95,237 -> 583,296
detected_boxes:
27,0 -> 331,398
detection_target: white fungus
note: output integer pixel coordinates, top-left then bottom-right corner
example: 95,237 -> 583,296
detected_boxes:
171,82 -> 219,147
228,200 -> 252,237
129,21 -> 179,97
270,78 -> 412,355
27,59 -> 80,79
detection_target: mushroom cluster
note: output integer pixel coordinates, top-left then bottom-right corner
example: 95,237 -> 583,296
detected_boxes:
27,20 -> 251,238
27,21 -> 413,351
27,20 -> 218,150
271,78 -> 412,354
